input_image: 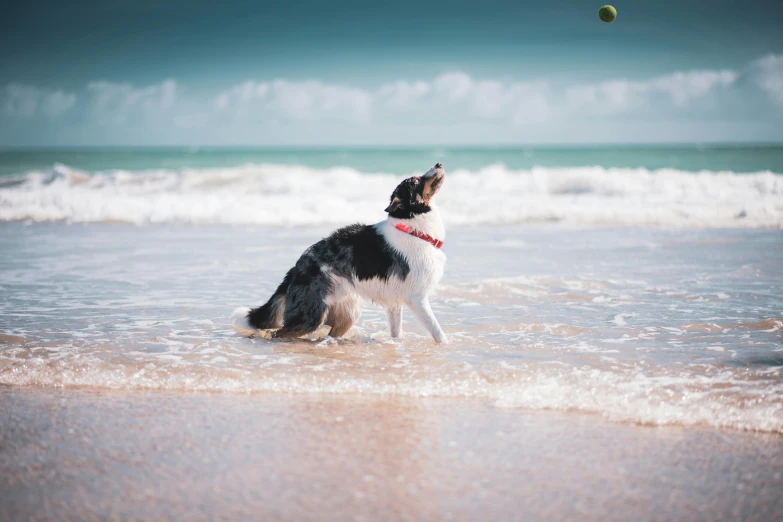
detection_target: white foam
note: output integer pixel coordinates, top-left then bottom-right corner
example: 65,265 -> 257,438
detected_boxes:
0,353 -> 780,433
1,162 -> 781,227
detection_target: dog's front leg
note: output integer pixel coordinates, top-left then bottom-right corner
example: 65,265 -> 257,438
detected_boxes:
386,306 -> 403,338
406,295 -> 447,344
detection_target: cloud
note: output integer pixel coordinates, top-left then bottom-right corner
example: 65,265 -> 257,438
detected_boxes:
753,54 -> 783,105
2,63 -> 743,129
215,73 -> 551,124
3,52 -> 782,145
41,91 -> 78,117
565,69 -> 737,114
650,70 -> 737,107
274,80 -> 372,121
3,84 -> 76,118
373,67 -> 735,123
6,67 -> 735,131
258,66 -> 736,127
215,80 -> 372,122
215,81 -> 268,110
376,80 -> 431,108
433,72 -> 473,103
86,80 -> 178,124
377,74 -> 551,123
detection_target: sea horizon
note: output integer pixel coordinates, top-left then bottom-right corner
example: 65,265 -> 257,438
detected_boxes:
3,141 -> 783,150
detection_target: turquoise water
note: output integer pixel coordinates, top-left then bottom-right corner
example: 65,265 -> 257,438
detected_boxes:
1,145 -> 782,177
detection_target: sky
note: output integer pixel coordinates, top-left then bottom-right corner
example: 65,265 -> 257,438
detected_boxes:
1,0 -> 782,146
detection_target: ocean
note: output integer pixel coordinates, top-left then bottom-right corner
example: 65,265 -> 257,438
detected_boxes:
2,145 -> 783,227
2,145 -> 783,520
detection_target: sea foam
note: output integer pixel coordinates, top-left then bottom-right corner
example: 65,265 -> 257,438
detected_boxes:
0,162 -> 781,227
1,347 -> 781,433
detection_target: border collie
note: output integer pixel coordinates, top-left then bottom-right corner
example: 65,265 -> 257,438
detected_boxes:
232,163 -> 448,343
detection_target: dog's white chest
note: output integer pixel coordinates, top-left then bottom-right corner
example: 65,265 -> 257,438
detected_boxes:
351,213 -> 447,306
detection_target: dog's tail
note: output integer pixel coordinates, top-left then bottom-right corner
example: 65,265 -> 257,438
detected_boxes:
232,271 -> 292,332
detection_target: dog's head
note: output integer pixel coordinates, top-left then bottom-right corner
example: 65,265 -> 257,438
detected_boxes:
384,163 -> 446,219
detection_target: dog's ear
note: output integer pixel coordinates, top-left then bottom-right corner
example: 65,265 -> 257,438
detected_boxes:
384,197 -> 403,214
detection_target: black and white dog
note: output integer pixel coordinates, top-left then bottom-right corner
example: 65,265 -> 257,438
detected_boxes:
232,163 -> 448,343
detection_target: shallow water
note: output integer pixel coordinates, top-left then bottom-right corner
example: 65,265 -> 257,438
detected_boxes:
1,223 -> 781,432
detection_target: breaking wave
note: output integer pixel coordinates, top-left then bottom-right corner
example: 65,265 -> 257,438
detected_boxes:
1,162 -> 782,227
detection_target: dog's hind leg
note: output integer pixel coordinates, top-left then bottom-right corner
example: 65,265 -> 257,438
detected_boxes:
386,306 -> 402,338
325,309 -> 352,337
274,269 -> 331,339
325,295 -> 363,338
274,303 -> 327,339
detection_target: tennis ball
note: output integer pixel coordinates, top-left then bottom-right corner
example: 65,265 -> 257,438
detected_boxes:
599,5 -> 617,23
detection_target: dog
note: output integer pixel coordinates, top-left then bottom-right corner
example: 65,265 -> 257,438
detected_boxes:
232,163 -> 448,343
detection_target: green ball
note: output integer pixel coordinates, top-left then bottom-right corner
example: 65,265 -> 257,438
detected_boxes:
599,5 -> 617,23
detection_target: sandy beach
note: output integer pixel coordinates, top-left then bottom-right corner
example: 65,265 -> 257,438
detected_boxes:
2,386 -> 782,522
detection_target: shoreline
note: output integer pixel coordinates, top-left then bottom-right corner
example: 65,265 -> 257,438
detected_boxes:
2,379 -> 782,436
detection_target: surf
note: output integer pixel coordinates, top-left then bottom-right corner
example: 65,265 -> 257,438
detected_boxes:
1,162 -> 781,227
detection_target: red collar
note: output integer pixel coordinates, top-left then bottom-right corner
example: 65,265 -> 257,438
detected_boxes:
395,223 -> 444,249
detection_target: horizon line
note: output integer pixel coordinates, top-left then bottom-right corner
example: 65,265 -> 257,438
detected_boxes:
2,141 -> 783,151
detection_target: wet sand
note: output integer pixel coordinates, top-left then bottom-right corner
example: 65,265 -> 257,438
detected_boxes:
1,387 -> 781,522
